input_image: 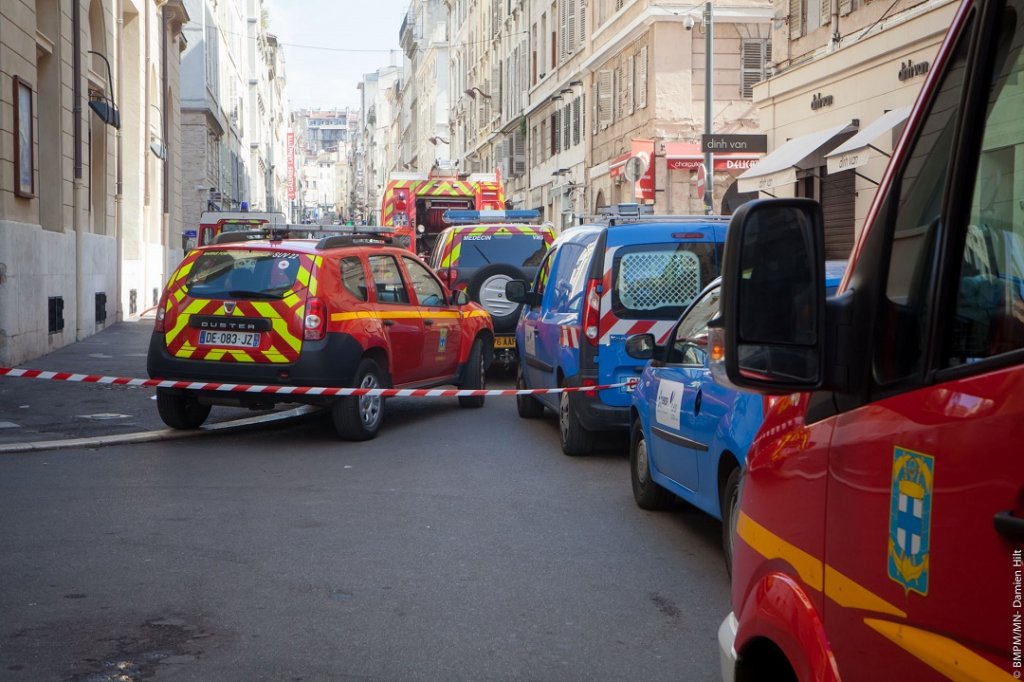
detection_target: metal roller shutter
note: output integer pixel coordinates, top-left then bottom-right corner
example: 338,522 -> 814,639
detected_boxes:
821,169 -> 855,259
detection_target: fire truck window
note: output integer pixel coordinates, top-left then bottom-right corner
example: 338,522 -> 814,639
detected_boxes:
403,257 -> 446,307
339,256 -> 368,302
368,255 -> 410,304
946,4 -> 1024,366
874,18 -> 973,384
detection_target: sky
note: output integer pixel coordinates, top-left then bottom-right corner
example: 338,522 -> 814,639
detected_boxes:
264,0 -> 412,111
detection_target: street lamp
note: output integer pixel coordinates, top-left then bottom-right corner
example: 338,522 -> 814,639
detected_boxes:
428,136 -> 449,145
464,86 -> 492,99
703,0 -> 714,214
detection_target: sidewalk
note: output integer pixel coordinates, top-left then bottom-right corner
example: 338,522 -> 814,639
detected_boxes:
0,318 -> 312,450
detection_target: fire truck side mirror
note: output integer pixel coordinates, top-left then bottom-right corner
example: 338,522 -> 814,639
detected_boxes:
716,198 -> 827,394
451,290 -> 471,306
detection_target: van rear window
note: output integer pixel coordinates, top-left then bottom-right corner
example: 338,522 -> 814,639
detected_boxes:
184,250 -> 302,299
611,243 -> 723,320
456,233 -> 548,268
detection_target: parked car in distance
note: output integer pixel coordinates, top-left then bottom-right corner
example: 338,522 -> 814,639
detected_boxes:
625,263 -> 846,574
506,204 -> 729,455
147,226 -> 493,440
427,210 -> 555,369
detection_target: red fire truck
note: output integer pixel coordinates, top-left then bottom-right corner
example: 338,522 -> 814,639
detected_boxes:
380,168 -> 505,254
195,211 -> 287,248
711,0 -> 1023,679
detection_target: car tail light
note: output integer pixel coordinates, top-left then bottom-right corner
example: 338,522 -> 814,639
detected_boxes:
153,289 -> 170,332
582,278 -> 601,346
582,377 -> 597,398
303,297 -> 326,340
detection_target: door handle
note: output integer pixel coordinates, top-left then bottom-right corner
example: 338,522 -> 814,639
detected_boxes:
994,510 -> 1024,541
694,388 -> 702,416
383,319 -> 395,327
424,319 -> 434,326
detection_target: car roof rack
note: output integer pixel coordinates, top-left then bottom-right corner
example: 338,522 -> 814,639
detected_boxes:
442,209 -> 542,224
588,204 -> 729,227
316,230 -> 394,249
209,225 -> 395,246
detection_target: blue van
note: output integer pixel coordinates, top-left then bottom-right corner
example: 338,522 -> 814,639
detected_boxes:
505,208 -> 729,455
624,262 -> 847,574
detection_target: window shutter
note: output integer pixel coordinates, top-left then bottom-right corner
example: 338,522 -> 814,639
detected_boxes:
492,64 -> 501,119
820,0 -> 831,26
513,130 -> 526,176
566,0 -> 577,55
559,0 -> 568,62
839,0 -> 853,15
613,65 -> 622,120
552,111 -> 560,154
789,0 -> 804,39
626,53 -> 635,116
578,0 -> 586,46
598,70 -> 613,128
637,46 -> 648,109
573,95 -> 581,146
564,103 -> 571,149
740,39 -> 766,99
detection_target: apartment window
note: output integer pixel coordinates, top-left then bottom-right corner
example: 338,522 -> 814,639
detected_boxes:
563,103 -> 571,149
741,39 -> 772,98
552,110 -> 561,154
572,95 -> 581,146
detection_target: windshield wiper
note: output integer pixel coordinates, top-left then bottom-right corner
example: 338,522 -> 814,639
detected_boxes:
226,289 -> 280,300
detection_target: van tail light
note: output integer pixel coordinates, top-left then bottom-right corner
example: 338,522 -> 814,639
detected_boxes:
582,377 -> 597,398
303,297 -> 326,340
153,289 -> 170,332
582,278 -> 601,346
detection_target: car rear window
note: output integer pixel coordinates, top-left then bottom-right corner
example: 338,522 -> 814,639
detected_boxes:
184,250 -> 302,299
611,242 -> 723,320
456,232 -> 548,268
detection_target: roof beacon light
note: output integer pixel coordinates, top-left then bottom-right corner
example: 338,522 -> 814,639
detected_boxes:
443,209 -> 542,224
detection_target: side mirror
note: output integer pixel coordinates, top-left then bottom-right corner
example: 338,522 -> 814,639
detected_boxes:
713,198 -> 826,393
451,289 -> 470,306
505,280 -> 530,304
625,333 -> 656,360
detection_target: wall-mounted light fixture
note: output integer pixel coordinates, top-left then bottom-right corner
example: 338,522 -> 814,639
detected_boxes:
428,136 -> 450,145
569,79 -> 583,88
464,86 -> 492,99
560,87 -> 574,96
550,94 -> 563,103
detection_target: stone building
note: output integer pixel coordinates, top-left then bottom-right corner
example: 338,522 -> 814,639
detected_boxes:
0,0 -> 188,366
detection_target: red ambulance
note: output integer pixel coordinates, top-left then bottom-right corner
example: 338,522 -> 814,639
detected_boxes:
711,0 -> 1024,679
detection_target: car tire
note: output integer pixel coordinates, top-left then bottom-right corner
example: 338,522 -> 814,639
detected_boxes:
515,363 -> 545,418
458,339 -> 486,408
559,387 -> 594,456
721,466 -> 742,578
630,419 -> 673,510
156,388 -> 212,430
467,263 -> 527,333
332,359 -> 386,440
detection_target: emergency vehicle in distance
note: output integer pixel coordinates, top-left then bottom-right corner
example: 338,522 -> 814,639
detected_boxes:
711,0 -> 1023,679
196,211 -> 287,247
380,167 -> 505,255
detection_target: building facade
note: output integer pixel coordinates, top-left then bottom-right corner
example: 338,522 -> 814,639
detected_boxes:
0,0 -> 188,366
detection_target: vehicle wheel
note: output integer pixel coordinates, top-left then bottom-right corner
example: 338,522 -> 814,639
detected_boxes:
630,419 -> 673,510
458,339 -> 486,408
721,466 -> 743,577
332,359 -> 386,440
467,264 -> 527,333
156,388 -> 212,430
515,363 -> 545,418
559,387 -> 594,456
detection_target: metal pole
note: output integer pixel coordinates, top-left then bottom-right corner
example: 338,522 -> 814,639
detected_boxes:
703,0 -> 714,214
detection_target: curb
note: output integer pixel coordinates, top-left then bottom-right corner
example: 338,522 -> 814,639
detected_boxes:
0,405 -> 323,454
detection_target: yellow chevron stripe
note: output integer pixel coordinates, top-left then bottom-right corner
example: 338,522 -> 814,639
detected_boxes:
296,265 -> 311,287
251,301 -> 278,318
330,310 -> 423,322
167,299 -> 206,341
864,619 -> 1015,681
736,511 -> 824,591
271,318 -> 301,352
824,565 -> 906,618
174,260 -> 194,282
178,339 -> 197,358
206,349 -> 225,361
228,349 -> 255,362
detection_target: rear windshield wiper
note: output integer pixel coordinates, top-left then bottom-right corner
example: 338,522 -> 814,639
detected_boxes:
226,289 -> 281,300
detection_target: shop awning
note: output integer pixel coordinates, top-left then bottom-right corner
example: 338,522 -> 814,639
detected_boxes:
664,142 -> 761,171
825,107 -> 912,174
736,122 -> 859,193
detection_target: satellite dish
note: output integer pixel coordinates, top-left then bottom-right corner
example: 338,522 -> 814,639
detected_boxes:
623,155 -> 647,183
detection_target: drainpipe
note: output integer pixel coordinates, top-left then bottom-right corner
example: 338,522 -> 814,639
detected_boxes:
160,2 -> 170,280
116,0 -> 124,320
73,0 -> 86,340
830,0 -> 841,51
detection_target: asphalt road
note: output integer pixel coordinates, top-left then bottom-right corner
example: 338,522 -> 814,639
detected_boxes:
0,380 -> 731,682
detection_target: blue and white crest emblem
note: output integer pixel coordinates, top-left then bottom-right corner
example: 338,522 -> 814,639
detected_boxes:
887,447 -> 934,596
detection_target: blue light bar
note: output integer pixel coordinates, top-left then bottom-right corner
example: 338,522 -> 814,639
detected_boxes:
442,209 -> 541,224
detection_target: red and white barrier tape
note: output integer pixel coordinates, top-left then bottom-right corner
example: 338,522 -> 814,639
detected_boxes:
0,367 -> 635,398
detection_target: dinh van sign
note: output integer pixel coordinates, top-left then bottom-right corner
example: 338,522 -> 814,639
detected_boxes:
898,59 -> 930,81
700,134 -> 768,153
811,92 -> 834,110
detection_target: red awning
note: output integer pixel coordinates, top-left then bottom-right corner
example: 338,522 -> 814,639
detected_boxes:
608,152 -> 631,179
665,141 -> 761,172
